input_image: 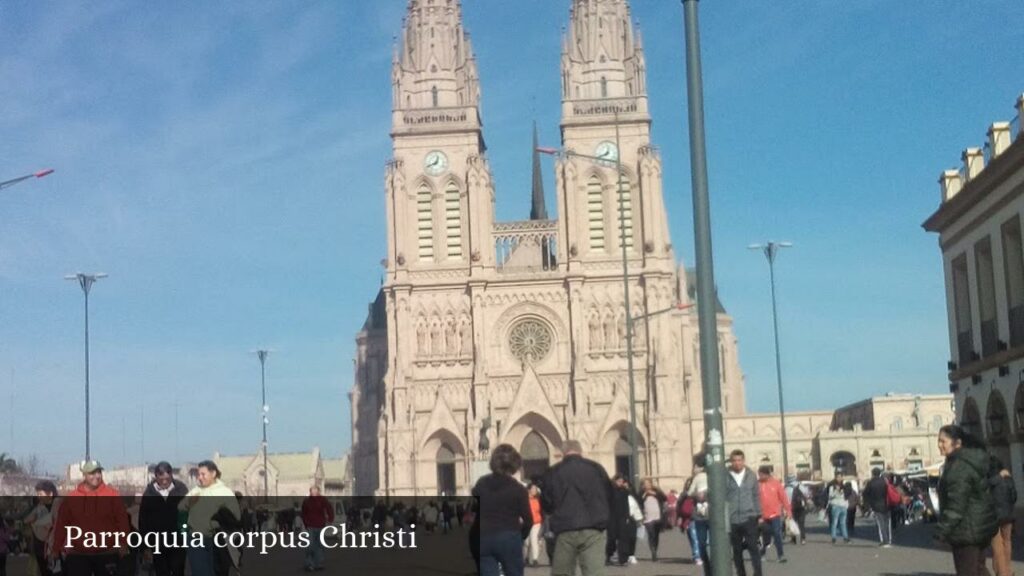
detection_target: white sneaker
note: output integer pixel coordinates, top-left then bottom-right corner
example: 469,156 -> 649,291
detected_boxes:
628,556 -> 638,565
695,558 -> 704,566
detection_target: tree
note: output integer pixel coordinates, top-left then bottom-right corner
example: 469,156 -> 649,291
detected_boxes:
0,452 -> 23,475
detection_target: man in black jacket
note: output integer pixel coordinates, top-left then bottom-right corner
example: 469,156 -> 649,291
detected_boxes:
862,468 -> 892,547
139,461 -> 189,576
541,440 -> 612,576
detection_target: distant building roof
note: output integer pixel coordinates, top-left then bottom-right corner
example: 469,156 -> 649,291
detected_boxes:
215,450 -> 321,483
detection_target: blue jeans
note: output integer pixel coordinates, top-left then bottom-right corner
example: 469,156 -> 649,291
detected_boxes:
829,504 -> 849,540
480,530 -> 524,576
692,519 -> 710,565
687,521 -> 702,561
305,527 -> 325,569
187,535 -> 216,576
761,517 -> 785,559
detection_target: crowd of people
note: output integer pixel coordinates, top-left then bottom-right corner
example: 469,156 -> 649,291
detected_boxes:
472,424 -> 1018,576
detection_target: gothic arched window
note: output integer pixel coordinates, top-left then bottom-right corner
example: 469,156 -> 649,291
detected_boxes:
600,76 -> 608,98
417,184 -> 434,262
444,181 -> 462,259
587,175 -> 605,251
432,85 -> 439,107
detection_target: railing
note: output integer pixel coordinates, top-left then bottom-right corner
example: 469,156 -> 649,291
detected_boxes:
1009,305 -> 1024,348
493,220 -> 559,273
570,97 -> 639,117
399,106 -> 476,127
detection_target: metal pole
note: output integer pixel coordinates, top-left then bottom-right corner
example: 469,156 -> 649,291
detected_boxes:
614,110 -> 640,485
682,2 -> 730,575
766,244 -> 790,478
257,350 -> 270,501
84,281 -> 91,461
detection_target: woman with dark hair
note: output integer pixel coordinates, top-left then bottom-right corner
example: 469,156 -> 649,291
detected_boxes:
24,480 -> 58,576
179,460 -> 241,576
639,478 -> 666,561
935,425 -> 998,576
471,444 -> 533,576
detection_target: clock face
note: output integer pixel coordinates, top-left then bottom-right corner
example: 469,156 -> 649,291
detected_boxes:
424,150 -> 449,176
595,141 -> 618,162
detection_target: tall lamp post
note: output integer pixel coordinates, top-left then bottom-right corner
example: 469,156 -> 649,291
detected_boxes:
65,272 -> 108,461
681,1 -> 730,574
538,111 -> 641,482
255,349 -> 271,501
1,169 -> 53,191
749,241 -> 792,478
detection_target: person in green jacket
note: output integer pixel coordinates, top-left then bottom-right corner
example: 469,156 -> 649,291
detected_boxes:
935,425 -> 998,576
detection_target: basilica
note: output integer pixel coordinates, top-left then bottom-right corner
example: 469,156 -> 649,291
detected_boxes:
348,0 -> 748,497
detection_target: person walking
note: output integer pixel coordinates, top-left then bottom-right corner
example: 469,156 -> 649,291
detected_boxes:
0,516 -> 11,576
540,439 -> 611,576
989,463 -> 1017,576
639,478 -> 666,561
301,486 -> 335,572
827,473 -> 851,544
50,461 -> 130,576
862,468 -> 894,547
725,450 -> 763,576
179,460 -> 241,576
472,444 -> 532,576
524,484 -> 544,567
686,457 -> 710,572
757,465 -> 790,563
25,481 -> 59,576
785,477 -> 808,545
605,475 -> 635,566
935,425 -> 998,576
139,461 -> 189,576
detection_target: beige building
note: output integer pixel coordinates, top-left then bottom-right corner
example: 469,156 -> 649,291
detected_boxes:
724,394 -> 952,483
350,0 -> 747,497
214,448 -> 325,497
923,92 -> 1024,494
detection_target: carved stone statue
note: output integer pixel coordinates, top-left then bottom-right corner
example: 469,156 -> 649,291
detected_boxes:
478,416 -> 492,455
589,314 -> 603,350
416,322 -> 427,356
603,316 -> 616,350
460,320 -> 473,356
911,396 -> 922,428
430,321 -> 442,357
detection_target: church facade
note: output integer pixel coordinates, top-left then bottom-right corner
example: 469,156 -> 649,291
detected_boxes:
349,0 -> 747,497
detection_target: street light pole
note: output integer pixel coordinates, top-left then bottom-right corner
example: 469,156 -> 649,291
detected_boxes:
65,272 -> 108,461
256,349 -> 271,501
681,2 -> 730,575
750,241 -> 793,478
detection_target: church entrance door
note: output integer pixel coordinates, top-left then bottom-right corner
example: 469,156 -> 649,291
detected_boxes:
521,431 -> 550,483
437,444 -> 457,496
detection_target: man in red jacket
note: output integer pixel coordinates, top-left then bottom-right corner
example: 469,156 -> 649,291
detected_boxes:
757,465 -> 791,564
51,460 -> 130,576
301,486 -> 335,572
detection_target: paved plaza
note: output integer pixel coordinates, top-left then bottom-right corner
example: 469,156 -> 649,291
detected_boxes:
527,518 -> 1024,576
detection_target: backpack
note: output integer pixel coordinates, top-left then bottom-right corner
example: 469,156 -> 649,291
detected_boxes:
885,481 -> 901,508
791,485 -> 806,511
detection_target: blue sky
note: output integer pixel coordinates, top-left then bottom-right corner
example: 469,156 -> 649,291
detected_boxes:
1,1 -> 1021,473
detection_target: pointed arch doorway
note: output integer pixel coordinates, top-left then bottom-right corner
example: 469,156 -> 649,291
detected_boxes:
521,430 -> 550,483
436,444 -> 457,496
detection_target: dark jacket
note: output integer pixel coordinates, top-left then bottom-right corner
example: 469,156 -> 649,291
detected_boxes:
936,447 -> 999,547
472,473 -> 533,539
724,467 -> 761,526
139,479 -> 189,537
862,477 -> 890,514
989,471 -> 1017,524
607,484 -> 632,536
540,454 -> 611,535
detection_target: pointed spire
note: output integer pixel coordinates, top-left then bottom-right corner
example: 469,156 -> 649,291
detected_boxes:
530,121 -> 548,220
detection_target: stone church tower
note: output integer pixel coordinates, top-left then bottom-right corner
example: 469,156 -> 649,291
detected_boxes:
350,0 -> 746,496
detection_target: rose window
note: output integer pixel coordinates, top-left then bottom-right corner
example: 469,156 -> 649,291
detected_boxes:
508,319 -> 553,362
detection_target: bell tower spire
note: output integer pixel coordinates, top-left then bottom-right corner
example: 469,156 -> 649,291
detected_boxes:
392,0 -> 481,134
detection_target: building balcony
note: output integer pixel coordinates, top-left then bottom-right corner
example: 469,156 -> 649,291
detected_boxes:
493,220 -> 559,274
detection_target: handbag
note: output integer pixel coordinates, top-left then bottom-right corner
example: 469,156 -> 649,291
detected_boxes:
785,516 -> 801,538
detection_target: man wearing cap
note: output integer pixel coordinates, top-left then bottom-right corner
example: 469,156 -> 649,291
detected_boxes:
50,460 -> 130,576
